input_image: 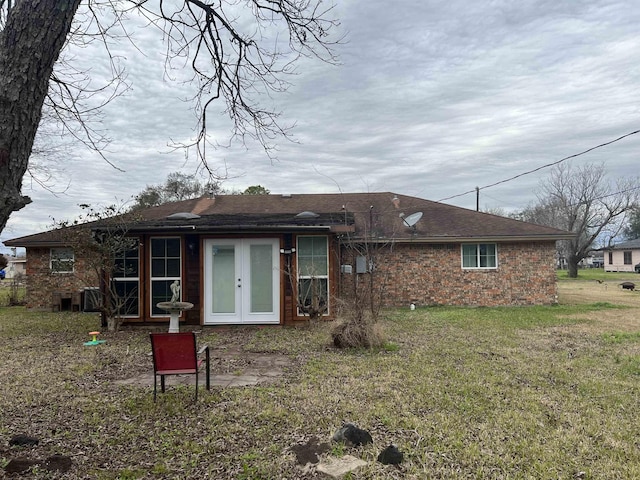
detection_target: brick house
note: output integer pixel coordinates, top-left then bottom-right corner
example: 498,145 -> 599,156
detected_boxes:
4,192 -> 572,326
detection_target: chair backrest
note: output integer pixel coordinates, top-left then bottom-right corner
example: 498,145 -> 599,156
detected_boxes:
150,332 -> 198,371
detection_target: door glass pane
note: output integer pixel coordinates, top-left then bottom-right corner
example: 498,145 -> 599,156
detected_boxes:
250,244 -> 273,313
212,245 -> 235,314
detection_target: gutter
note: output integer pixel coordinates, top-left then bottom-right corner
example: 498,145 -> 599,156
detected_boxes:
127,225 -> 333,234
341,234 -> 574,244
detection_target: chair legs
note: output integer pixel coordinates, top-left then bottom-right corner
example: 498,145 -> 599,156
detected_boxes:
153,347 -> 210,402
153,372 -> 207,402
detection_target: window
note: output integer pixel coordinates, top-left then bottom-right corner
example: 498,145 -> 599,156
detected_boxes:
50,247 -> 74,273
462,244 -> 497,269
297,236 -> 329,315
150,238 -> 181,316
608,252 -> 613,265
624,251 -> 632,265
112,246 -> 139,316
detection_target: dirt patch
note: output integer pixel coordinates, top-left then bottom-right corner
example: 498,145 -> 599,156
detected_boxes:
210,346 -> 293,376
115,346 -> 294,388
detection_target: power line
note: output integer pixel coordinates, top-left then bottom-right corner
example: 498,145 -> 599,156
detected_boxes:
437,129 -> 640,202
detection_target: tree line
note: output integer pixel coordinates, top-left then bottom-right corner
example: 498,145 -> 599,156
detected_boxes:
128,172 -> 269,211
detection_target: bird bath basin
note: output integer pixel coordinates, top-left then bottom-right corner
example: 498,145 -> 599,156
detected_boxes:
156,301 -> 194,333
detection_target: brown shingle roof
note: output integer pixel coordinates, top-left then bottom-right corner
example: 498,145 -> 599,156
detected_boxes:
4,192 -> 573,247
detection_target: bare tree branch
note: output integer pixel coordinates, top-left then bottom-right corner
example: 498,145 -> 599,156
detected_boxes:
0,0 -> 341,235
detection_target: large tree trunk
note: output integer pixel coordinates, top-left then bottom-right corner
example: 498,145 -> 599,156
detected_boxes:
0,0 -> 81,234
567,255 -> 580,278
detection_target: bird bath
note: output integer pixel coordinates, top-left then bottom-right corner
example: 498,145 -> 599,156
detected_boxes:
156,301 -> 194,333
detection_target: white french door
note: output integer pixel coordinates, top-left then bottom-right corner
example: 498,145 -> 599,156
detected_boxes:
203,239 -> 280,324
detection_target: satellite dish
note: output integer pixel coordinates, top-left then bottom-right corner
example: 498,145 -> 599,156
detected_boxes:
402,211 -> 423,228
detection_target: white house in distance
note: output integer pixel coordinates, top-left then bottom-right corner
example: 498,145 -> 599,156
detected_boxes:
604,239 -> 640,273
4,256 -> 26,280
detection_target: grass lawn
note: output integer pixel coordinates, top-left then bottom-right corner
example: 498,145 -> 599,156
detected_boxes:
1,290 -> 639,478
557,268 -> 639,283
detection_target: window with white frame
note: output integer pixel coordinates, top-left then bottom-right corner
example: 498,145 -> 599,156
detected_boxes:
50,247 -> 74,273
112,245 -> 140,316
624,251 -> 632,265
462,243 -> 497,269
150,237 -> 181,315
297,236 -> 329,315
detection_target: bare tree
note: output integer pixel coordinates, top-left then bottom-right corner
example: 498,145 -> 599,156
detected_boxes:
623,206 -> 640,240
53,203 -> 142,331
520,162 -> 640,278
0,0 -> 340,234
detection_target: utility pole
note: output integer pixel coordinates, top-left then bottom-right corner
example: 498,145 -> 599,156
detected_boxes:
476,186 -> 480,212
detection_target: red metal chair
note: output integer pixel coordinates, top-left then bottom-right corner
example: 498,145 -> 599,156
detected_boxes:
149,332 -> 210,402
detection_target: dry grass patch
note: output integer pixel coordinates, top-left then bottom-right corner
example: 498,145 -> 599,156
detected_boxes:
557,271 -> 640,334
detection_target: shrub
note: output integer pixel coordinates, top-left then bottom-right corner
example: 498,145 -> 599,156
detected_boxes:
331,308 -> 385,349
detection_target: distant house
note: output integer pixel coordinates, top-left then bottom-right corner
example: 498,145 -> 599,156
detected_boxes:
576,251 -> 604,269
5,256 -> 27,279
604,238 -> 640,273
4,192 -> 572,326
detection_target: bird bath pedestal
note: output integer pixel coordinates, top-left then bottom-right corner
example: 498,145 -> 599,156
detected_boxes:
156,301 -> 194,333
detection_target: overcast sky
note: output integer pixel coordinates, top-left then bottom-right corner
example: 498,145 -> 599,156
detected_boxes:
3,0 -> 640,253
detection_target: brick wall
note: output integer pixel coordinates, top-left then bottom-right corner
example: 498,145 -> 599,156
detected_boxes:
340,241 -> 558,307
25,247 -> 99,310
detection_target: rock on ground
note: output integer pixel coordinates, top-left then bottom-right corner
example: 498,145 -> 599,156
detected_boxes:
316,455 -> 367,479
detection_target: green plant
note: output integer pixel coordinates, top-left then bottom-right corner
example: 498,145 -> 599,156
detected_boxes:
383,341 -> 399,352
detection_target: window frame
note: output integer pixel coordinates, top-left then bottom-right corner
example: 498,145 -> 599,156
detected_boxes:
111,244 -> 140,318
461,243 -> 498,269
150,237 -> 182,317
50,247 -> 74,273
296,235 -> 329,316
623,251 -> 632,265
